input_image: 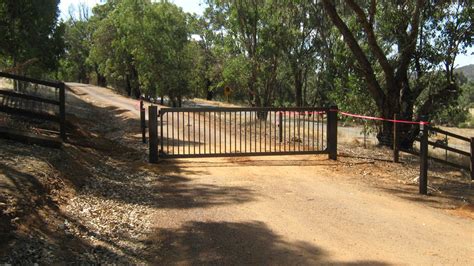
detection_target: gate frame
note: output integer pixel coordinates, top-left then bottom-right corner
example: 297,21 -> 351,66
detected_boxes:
148,105 -> 338,163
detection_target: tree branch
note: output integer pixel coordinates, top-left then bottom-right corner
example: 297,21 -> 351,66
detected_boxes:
396,0 -> 424,79
321,0 -> 385,107
369,0 -> 376,26
346,0 -> 395,86
416,83 -> 458,118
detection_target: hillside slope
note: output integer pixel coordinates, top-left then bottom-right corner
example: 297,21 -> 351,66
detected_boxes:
456,64 -> 474,81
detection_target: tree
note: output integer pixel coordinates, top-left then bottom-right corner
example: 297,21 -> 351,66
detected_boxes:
59,4 -> 94,83
89,0 -> 142,98
321,0 -> 472,146
280,1 -> 320,107
87,0 -> 192,103
0,0 -> 64,78
187,12 -> 225,100
206,0 -> 289,112
137,1 -> 190,106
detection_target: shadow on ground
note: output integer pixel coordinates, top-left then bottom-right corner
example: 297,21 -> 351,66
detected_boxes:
147,220 -> 388,265
0,87 -> 258,263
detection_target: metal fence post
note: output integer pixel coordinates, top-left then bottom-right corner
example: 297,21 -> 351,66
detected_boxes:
148,105 -> 158,163
59,82 -> 66,141
327,105 -> 338,160
140,100 -> 146,143
160,109 -> 164,156
393,114 -> 399,163
470,137 -> 473,180
419,118 -> 428,195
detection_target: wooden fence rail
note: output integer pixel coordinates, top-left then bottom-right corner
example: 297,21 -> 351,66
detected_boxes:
0,71 -> 66,141
396,118 -> 473,194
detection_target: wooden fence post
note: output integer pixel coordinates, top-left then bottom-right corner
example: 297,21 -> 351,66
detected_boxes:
393,114 -> 399,163
419,118 -> 428,195
327,105 -> 338,160
59,82 -> 66,141
148,105 -> 158,163
470,137 -> 473,180
140,100 -> 146,143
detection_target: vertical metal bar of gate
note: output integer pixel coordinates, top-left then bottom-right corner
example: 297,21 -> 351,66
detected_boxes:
224,112 -> 227,153
193,112 -> 196,155
240,112 -> 243,152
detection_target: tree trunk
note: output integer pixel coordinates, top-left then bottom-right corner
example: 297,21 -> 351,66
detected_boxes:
295,68 -> 303,107
205,79 -> 213,100
247,60 -> 259,107
376,80 -> 415,149
131,67 -> 141,99
125,75 -> 132,97
97,74 -> 107,87
248,79 -> 257,107
95,65 -> 107,87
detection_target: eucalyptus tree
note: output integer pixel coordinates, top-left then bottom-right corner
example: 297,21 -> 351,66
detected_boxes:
187,10 -> 226,100
206,0 -> 288,110
138,1 -> 190,106
89,0 -> 144,98
321,0 -> 472,145
280,0 -> 321,107
88,0 -> 192,102
59,4 -> 94,83
0,0 -> 64,77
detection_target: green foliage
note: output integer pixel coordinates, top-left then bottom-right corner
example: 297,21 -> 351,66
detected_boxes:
138,1 -> 190,104
0,0 -> 64,77
54,0 -> 472,137
433,80 -> 474,127
220,55 -> 250,101
79,0 -> 192,100
204,0 -> 292,107
59,5 -> 94,82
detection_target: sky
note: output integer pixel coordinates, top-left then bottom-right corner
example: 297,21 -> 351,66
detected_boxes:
59,0 -> 206,18
58,0 -> 472,67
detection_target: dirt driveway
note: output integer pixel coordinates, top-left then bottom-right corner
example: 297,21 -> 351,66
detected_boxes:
65,83 -> 473,265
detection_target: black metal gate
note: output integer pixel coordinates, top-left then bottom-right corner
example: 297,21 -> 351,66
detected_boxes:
148,106 -> 338,162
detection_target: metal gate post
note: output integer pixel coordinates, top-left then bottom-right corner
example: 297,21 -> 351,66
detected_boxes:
327,106 -> 338,160
59,82 -> 66,141
419,118 -> 428,195
470,137 -> 473,181
140,100 -> 146,143
148,105 -> 158,163
160,109 -> 164,156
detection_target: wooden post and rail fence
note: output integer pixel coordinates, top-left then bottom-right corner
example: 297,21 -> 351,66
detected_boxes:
0,71 -> 66,144
392,115 -> 473,194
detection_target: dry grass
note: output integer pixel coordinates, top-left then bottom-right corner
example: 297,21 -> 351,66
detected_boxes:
0,78 -> 13,89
